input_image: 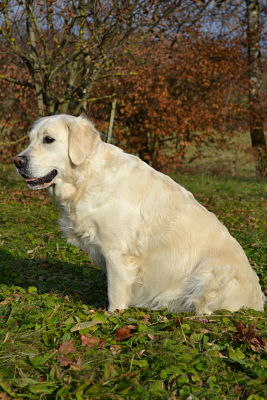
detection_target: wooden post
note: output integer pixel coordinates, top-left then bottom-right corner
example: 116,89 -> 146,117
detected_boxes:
107,99 -> 117,144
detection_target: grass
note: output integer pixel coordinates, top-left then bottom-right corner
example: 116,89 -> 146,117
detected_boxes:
184,130 -> 267,177
0,164 -> 266,400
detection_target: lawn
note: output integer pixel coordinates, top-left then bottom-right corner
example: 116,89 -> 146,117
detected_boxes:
0,164 -> 266,399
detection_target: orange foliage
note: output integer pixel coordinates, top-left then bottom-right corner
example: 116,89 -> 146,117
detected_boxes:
1,31 -> 248,170
0,48 -> 37,161
92,32 -> 247,170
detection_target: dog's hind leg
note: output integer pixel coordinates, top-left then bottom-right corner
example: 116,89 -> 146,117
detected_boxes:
171,262 -> 264,314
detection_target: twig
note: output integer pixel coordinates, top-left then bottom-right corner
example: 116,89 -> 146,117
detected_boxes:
0,135 -> 28,146
0,74 -> 34,88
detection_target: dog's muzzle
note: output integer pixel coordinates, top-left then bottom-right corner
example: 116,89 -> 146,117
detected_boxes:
14,155 -> 58,189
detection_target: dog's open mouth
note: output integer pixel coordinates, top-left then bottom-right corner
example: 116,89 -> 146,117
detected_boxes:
23,169 -> 58,189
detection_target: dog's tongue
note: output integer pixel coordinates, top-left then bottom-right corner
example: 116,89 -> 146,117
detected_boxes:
25,177 -> 38,183
24,170 -> 58,186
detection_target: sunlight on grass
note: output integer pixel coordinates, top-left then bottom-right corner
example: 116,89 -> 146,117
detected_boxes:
0,165 -> 266,399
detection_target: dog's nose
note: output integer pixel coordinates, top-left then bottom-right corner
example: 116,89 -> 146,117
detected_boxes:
14,155 -> 27,169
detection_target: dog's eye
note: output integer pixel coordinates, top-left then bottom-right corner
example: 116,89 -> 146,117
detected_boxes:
43,136 -> 55,144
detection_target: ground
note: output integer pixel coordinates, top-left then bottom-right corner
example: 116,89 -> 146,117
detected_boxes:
0,165 -> 266,399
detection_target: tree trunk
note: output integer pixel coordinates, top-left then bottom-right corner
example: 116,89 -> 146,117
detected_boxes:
25,0 -> 45,116
246,0 -> 267,177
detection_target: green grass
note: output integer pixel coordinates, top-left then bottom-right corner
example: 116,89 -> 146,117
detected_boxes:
0,165 -> 266,400
184,130 -> 267,177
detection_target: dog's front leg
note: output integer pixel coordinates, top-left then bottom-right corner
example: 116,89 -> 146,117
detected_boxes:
105,251 -> 135,312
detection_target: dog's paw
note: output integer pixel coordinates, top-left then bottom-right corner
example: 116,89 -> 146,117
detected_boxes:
108,305 -> 126,313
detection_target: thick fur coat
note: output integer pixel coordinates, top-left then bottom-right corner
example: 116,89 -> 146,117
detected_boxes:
14,114 -> 265,314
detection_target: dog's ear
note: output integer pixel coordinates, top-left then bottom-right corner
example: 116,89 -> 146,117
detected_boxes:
68,117 -> 100,166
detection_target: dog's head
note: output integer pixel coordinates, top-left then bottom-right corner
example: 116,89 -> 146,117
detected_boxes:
14,114 -> 101,190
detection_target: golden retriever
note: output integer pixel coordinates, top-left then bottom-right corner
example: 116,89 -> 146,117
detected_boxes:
14,114 -> 265,314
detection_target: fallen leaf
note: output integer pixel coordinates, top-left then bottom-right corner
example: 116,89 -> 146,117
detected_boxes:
142,314 -> 151,322
234,322 -> 267,353
71,320 -> 102,332
80,334 -> 105,348
250,337 -> 267,353
0,393 -> 10,400
0,297 -> 13,305
147,334 -> 156,340
70,358 -> 82,371
58,356 -> 82,370
58,355 -> 73,367
233,385 -> 245,395
169,390 -> 178,400
58,340 -> 76,354
158,316 -> 169,323
110,344 -> 121,355
235,321 -> 256,342
115,325 -> 136,341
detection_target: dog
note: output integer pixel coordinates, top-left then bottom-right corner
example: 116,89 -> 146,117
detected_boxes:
14,114 -> 265,314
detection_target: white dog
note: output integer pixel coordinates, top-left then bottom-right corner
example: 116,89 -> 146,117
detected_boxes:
14,114 -> 265,314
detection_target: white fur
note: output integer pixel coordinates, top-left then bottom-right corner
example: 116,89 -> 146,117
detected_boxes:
17,114 -> 265,314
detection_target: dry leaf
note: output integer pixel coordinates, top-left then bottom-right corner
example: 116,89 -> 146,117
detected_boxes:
70,358 -> 83,371
0,297 -> 13,305
234,322 -> 267,353
58,355 -> 73,367
80,334 -> 105,348
58,340 -> 76,354
142,314 -> 151,322
0,393 -> 10,400
147,334 -> 156,341
110,344 -> 122,356
58,356 -> 82,370
115,325 -> 136,341
71,320 -> 102,332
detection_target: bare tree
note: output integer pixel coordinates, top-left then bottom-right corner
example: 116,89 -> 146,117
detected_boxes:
1,0 -> 208,117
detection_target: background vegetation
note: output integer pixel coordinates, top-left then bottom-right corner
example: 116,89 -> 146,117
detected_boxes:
0,0 -> 267,175
0,1 -> 267,399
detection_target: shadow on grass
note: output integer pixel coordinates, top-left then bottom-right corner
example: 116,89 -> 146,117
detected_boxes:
0,247 -> 108,308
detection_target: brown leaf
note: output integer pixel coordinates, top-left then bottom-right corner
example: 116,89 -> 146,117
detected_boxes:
110,344 -> 122,356
80,334 -> 105,348
169,390 -> 178,400
142,314 -> 151,322
250,336 -> 267,353
233,385 -> 245,395
58,355 -> 73,367
0,394 -> 10,400
234,322 -> 257,342
58,355 -> 82,370
250,344 -> 261,353
234,322 -> 267,352
114,325 -> 136,341
58,340 -> 76,354
0,297 -> 13,305
70,358 -> 83,371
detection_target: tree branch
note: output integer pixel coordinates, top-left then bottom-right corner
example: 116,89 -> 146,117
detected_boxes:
0,74 -> 34,88
0,135 -> 28,147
